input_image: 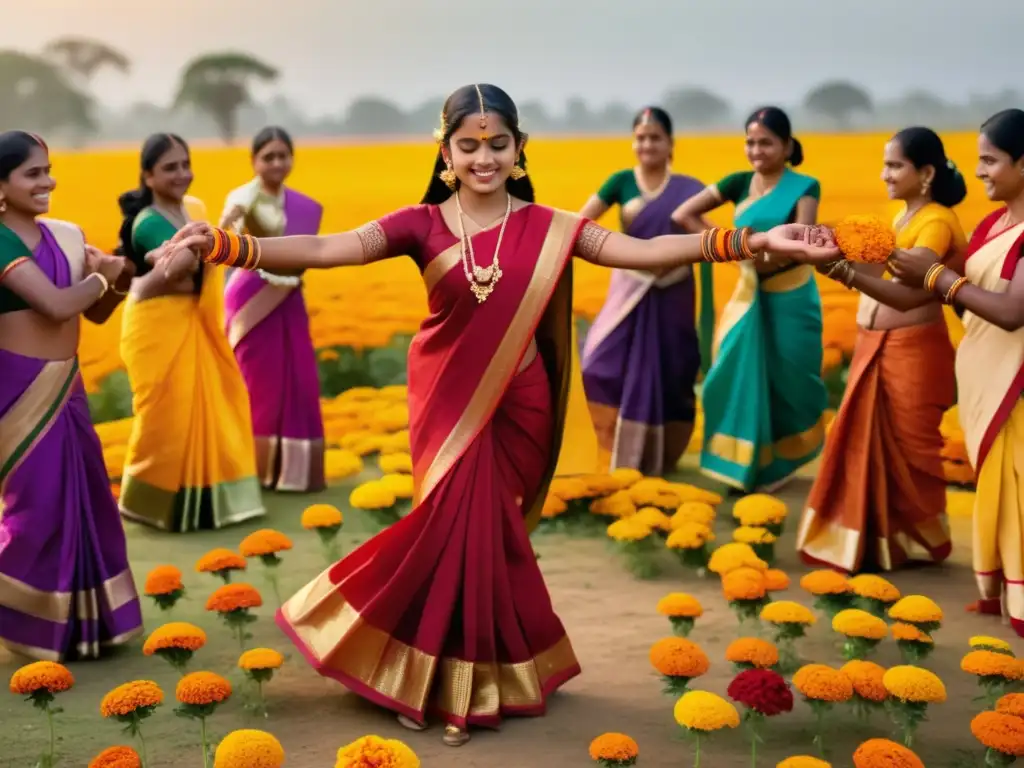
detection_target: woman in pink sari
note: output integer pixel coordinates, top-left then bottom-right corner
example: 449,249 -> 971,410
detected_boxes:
155,84 -> 839,745
221,127 -> 325,492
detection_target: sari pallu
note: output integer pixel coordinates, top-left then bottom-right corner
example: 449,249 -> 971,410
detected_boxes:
582,175 -> 703,475
224,188 -> 325,492
700,170 -> 827,491
0,222 -> 142,661
278,205 -> 583,728
956,213 -> 1024,635
120,203 -> 264,532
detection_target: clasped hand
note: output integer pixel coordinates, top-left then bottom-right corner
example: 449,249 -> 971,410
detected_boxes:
85,245 -> 133,287
756,224 -> 840,263
145,222 -> 215,280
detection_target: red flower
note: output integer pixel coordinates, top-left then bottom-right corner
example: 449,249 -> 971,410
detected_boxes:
727,669 -> 794,716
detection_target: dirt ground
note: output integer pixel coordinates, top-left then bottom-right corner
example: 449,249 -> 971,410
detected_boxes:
0,462 -> 1010,768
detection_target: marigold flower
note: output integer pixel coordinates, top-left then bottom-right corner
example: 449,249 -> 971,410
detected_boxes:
665,481 -> 722,505
380,472 -> 414,498
799,569 -> 849,595
732,494 -> 787,526
142,622 -> 207,655
997,693 -> 1024,718
887,595 -> 942,625
206,583 -> 263,613
649,637 -> 710,679
777,758 -> 831,768
607,518 -> 652,542
760,601 -> 816,625
891,623 -> 932,643
9,661 -> 74,695
335,734 -> 420,767
733,525 -> 777,545
847,574 -> 900,603
727,668 -> 794,716
722,567 -> 767,602
764,569 -> 790,591
708,542 -> 767,575
582,474 -> 626,495
634,506 -> 672,531
672,501 -> 716,528
971,635 -> 1014,654
214,729 -> 286,768
657,593 -> 703,618
590,491 -> 637,518
882,665 -> 946,703
349,480 -> 397,509
962,650 -> 1024,680
196,548 -> 247,575
833,215 -> 896,264
666,522 -> 714,549
239,529 -> 293,558
88,746 -> 142,768
840,660 -> 888,703
100,681 -> 164,718
851,738 -> 924,768
726,638 -> 779,669
541,495 -> 568,518
972,712 -> 1024,757
610,467 -> 643,487
176,671 -> 232,706
588,732 -> 639,764
832,609 -> 888,640
792,664 -> 853,703
550,477 -> 592,500
143,565 -> 184,596
301,503 -> 344,529
378,452 -> 412,474
239,648 -> 284,671
674,690 -> 740,731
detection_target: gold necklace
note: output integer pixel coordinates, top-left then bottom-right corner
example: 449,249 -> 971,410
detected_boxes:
455,191 -> 511,303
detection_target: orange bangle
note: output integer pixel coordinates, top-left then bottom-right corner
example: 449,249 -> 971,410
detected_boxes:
944,276 -> 968,305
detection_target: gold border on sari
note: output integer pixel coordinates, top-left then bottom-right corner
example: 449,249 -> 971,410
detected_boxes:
705,413 -> 826,470
227,283 -> 295,348
0,568 -> 137,624
422,243 -> 462,294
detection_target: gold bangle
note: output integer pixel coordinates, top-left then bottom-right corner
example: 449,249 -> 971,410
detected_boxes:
924,263 -> 946,293
89,273 -> 109,294
945,276 -> 968,305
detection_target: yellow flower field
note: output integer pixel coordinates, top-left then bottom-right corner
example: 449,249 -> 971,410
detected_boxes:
54,133 -> 992,393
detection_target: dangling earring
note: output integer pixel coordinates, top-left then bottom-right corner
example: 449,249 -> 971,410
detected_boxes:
509,160 -> 527,180
439,164 -> 456,190
920,179 -> 931,196
0,198 -> 6,213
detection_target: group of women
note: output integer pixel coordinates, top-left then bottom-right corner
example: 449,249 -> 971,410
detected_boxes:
0,81 -> 1023,745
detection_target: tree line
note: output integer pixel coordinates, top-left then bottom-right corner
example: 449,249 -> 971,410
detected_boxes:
1,38 -> 1020,146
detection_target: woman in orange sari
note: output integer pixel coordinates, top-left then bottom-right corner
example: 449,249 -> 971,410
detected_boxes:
154,84 -> 839,744
890,109 -> 1024,636
798,127 -> 967,573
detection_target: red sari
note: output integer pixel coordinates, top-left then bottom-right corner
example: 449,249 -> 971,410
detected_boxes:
277,203 -> 585,727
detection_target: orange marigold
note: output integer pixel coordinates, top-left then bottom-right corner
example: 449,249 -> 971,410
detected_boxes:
214,729 -> 285,768
962,650 -> 1024,680
88,746 -> 142,768
196,549 -> 247,574
588,732 -> 639,763
891,623 -> 932,643
997,693 -> 1024,718
656,593 -> 703,618
726,638 -> 779,669
239,648 -> 284,671
777,759 -> 831,768
9,661 -> 74,695
100,681 -> 164,718
708,542 -> 767,575
722,567 -> 767,601
206,583 -> 263,613
143,565 -> 183,596
799,570 -> 850,596
142,622 -> 207,655
833,215 -> 896,264
971,711 -> 1024,757
847,574 -> 900,603
176,671 -> 232,706
764,568 -> 791,591
239,529 -> 293,558
649,637 -> 710,679
792,664 -> 854,703
852,738 -> 924,768
840,660 -> 888,703
301,504 -> 343,529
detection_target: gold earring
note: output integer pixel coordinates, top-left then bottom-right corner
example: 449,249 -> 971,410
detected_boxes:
439,164 -> 456,190
0,199 -> 6,213
510,163 -> 527,181
920,180 -> 931,195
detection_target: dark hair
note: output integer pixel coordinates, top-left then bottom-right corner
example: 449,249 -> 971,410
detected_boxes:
745,106 -> 803,167
632,106 -> 673,137
0,131 -> 47,182
117,133 -> 188,265
891,126 -> 966,208
421,84 -> 534,205
252,126 -> 294,158
981,109 -> 1024,162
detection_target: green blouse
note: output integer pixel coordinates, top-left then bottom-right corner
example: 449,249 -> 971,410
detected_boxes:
715,171 -> 821,222
596,169 -> 645,207
132,208 -> 203,293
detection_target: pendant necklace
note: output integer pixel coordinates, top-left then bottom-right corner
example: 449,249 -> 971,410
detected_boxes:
455,190 -> 511,303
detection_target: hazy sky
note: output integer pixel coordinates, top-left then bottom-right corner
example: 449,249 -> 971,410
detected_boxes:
5,0 -> 1021,117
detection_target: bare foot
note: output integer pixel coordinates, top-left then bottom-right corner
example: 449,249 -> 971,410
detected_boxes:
443,724 -> 470,747
397,714 -> 427,732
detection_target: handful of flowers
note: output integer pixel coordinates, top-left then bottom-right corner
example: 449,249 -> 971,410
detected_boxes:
832,215 -> 896,263
649,637 -> 710,695
588,733 -> 639,766
607,518 -> 660,579
832,609 -> 888,660
882,665 -> 946,747
656,593 -> 703,638
673,691 -> 740,768
143,566 -> 186,613
727,669 -> 794,767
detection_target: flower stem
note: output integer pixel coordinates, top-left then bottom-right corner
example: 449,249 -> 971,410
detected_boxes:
46,704 -> 56,767
137,727 -> 149,768
694,733 -> 701,768
200,716 -> 210,768
258,679 -> 267,718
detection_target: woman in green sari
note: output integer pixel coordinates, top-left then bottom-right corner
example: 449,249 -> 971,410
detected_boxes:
672,107 -> 826,492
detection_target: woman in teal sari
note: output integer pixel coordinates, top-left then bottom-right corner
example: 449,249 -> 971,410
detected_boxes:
672,107 -> 826,492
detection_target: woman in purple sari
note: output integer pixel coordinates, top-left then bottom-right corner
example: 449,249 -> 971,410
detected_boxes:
578,108 -> 704,475
221,127 -> 326,492
0,131 -> 143,661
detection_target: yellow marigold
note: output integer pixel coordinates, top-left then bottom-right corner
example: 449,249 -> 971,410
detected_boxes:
997,693 -> 1024,718
142,622 -> 207,655
732,494 -> 787,526
378,452 -> 412,474
673,690 -> 740,732
100,680 -> 164,717
891,623 -> 932,643
349,480 -> 397,509
582,474 -> 626,495
840,660 -> 888,703
324,448 -> 363,479
832,609 -> 888,640
764,569 -> 791,591
239,648 -> 284,671
176,671 -> 232,706
847,574 -> 900,603
649,637 -> 710,678
301,503 -> 343,529
666,522 -> 714,550
887,595 -> 942,624
708,542 -> 768,575
206,583 -> 263,613
852,739 -> 924,768
777,759 -> 831,768
657,593 -> 703,618
628,485 -> 679,509
143,565 -> 183,596
833,215 -> 896,264
792,664 -> 854,703
666,482 -> 722,506
722,567 -> 767,602
882,665 -> 947,703
962,650 -> 1024,680
733,525 -> 777,545
760,601 -> 816,625
590,490 -> 637,518
88,746 -> 142,768
726,638 -> 779,669
607,518 -> 652,543
214,729 -> 286,768
634,506 -> 673,531
380,472 -> 414,498
239,529 -> 293,557
335,734 -> 420,767
672,501 -> 716,528
971,712 -> 1024,757
588,733 -> 639,763
971,635 -> 1014,653
9,661 -> 74,695
610,467 -> 643,487
541,495 -> 568,518
550,477 -> 591,500
799,569 -> 850,596
196,549 -> 247,575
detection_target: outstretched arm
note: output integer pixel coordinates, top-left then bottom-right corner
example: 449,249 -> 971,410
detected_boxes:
578,195 -> 611,222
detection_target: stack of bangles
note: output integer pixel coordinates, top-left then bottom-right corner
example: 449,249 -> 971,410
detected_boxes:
207,227 -> 262,270
700,226 -> 757,262
924,263 -> 969,305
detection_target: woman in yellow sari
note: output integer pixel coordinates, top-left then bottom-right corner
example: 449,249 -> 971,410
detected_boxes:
890,109 -> 1024,636
117,133 -> 263,531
